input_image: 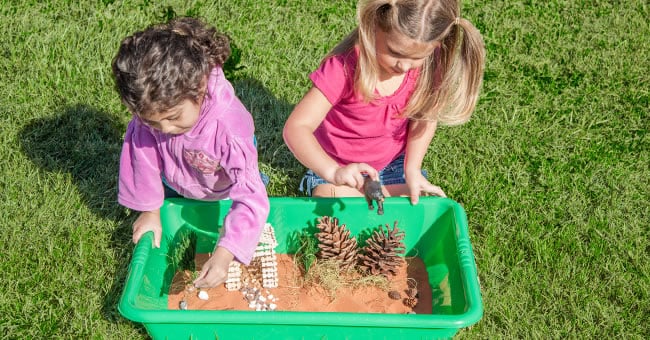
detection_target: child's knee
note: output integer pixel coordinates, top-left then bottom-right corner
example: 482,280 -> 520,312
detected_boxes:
312,184 -> 363,198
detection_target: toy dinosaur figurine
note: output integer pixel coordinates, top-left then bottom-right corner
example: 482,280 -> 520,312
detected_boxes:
363,177 -> 384,215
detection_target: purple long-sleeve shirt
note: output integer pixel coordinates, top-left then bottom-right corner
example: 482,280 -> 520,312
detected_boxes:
118,67 -> 270,264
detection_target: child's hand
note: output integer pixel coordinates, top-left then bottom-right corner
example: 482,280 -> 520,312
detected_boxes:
332,163 -> 379,191
132,210 -> 162,248
193,246 -> 235,289
405,172 -> 446,205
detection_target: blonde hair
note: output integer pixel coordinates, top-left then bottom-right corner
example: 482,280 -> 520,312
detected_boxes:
326,0 -> 485,125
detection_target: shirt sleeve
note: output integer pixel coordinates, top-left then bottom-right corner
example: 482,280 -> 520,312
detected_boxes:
117,119 -> 165,212
216,134 -> 270,265
309,53 -> 353,106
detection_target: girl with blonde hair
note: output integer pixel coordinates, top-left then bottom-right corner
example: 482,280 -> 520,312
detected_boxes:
284,0 -> 485,203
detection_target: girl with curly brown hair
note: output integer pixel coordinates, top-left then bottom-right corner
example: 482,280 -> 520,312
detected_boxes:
112,17 -> 269,289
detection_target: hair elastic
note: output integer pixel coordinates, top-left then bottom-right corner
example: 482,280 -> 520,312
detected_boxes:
454,17 -> 460,25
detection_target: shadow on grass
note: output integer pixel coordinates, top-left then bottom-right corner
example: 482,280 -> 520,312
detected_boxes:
232,78 -> 304,195
19,104 -> 124,218
18,104 -> 147,336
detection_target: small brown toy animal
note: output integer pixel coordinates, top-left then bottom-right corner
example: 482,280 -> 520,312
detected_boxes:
363,177 -> 384,215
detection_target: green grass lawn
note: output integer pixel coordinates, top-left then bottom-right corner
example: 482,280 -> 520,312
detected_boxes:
0,0 -> 647,338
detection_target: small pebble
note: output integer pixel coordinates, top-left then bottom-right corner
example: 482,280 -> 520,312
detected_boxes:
198,290 -> 209,300
179,300 -> 188,310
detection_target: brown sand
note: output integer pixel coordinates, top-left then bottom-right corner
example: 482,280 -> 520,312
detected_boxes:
168,254 -> 432,314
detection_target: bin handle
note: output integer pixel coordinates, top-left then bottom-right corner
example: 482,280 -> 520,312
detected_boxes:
118,231 -> 153,318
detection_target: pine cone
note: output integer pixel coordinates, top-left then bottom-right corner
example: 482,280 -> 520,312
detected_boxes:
358,221 -> 405,277
315,216 -> 359,270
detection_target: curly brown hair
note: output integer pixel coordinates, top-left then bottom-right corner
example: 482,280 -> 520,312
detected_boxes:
112,17 -> 231,118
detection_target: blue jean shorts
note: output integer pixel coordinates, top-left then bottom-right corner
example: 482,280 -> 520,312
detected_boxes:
299,154 -> 427,196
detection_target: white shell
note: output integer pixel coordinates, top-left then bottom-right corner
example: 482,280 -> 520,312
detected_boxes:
198,290 -> 209,300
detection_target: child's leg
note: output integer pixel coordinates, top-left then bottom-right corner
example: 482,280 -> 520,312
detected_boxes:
300,170 -> 363,197
299,170 -> 331,196
383,184 -> 409,197
299,154 -> 427,197
162,176 -> 183,198
312,183 -> 364,197
378,154 -> 428,197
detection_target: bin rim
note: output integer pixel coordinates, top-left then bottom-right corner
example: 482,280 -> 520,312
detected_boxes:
118,196 -> 483,329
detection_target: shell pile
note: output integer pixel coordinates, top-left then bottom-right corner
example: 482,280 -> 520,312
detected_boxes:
240,287 -> 278,311
403,286 -> 419,308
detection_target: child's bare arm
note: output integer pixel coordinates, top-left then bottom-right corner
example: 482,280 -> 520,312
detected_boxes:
132,209 -> 162,248
404,120 -> 446,203
283,87 -> 338,178
283,87 -> 378,189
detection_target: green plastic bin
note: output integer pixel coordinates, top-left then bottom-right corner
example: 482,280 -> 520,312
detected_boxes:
118,196 -> 482,339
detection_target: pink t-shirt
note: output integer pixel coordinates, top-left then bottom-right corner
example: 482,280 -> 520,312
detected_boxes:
310,48 -> 419,171
118,67 -> 270,264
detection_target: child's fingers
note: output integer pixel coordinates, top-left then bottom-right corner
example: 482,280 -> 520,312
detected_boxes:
422,183 -> 447,197
194,269 -> 227,288
357,163 -> 379,181
410,182 -> 447,205
132,226 -> 161,248
353,172 -> 366,190
192,269 -> 209,288
410,191 -> 420,205
153,230 -> 161,248
132,226 -> 145,244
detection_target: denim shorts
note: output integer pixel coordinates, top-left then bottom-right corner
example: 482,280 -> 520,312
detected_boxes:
299,154 -> 427,196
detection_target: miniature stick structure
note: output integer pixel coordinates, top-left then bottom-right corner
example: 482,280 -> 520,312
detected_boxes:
225,223 -> 278,291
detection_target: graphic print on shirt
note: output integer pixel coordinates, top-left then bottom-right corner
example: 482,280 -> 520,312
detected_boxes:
183,149 -> 222,174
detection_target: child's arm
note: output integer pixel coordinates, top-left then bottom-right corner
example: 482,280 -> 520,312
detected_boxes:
191,121 -> 270,288
283,87 -> 379,190
131,209 -> 162,248
404,120 -> 447,204
193,246 -> 234,288
118,118 -> 166,247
